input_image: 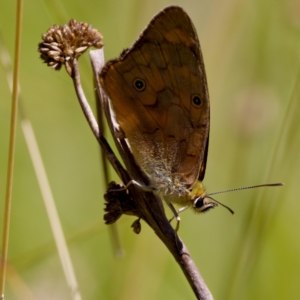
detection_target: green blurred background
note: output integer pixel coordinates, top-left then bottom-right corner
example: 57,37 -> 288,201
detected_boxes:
0,0 -> 299,299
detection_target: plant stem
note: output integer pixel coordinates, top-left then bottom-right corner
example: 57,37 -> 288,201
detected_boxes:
0,0 -> 23,298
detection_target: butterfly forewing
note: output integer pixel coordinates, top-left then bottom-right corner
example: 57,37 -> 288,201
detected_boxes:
100,6 -> 210,192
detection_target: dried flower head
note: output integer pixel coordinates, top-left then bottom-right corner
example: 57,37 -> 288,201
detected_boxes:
38,19 -> 103,76
104,181 -> 142,233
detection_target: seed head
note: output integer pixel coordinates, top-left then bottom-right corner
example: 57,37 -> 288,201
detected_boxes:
38,19 -> 103,76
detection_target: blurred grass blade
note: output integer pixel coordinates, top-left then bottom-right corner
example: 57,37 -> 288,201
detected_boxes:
0,33 -> 82,300
92,50 -> 124,258
20,120 -> 82,300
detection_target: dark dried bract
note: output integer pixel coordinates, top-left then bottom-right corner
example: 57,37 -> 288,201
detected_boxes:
131,218 -> 142,234
104,182 -> 142,233
38,19 -> 103,76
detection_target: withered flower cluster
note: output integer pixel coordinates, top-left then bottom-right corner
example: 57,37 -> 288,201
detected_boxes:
104,182 -> 142,234
38,19 -> 103,76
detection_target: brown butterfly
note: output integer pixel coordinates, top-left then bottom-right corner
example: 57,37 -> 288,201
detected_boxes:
99,6 -> 282,227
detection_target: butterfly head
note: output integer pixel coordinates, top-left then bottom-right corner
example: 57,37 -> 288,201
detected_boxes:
193,196 -> 218,213
189,180 -> 218,213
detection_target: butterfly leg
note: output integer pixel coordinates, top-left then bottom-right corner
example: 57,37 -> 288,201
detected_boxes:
110,180 -> 156,192
166,202 -> 185,251
169,206 -> 188,223
167,202 -> 181,233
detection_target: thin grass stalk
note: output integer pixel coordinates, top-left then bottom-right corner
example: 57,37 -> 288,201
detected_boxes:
0,27 -> 82,300
0,0 -> 23,298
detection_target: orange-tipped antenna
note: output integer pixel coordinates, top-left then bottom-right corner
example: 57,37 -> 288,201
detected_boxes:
209,183 -> 284,197
206,196 -> 235,215
206,183 -> 284,215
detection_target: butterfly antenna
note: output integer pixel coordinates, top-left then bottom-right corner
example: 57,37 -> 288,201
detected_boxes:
206,196 -> 235,215
208,183 -> 284,197
206,183 -> 284,215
